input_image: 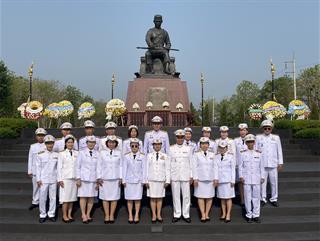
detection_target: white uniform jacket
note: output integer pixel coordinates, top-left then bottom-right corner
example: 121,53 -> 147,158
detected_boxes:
256,134 -> 283,168
76,148 -> 99,182
97,148 -> 122,180
169,144 -> 193,181
35,150 -> 59,183
216,152 -> 236,184
57,149 -> 79,182
192,150 -> 218,181
239,150 -> 265,185
146,151 -> 170,183
28,142 -> 46,175
122,152 -> 146,184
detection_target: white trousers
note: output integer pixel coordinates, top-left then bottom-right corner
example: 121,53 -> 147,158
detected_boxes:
171,181 -> 190,218
244,184 -> 260,218
39,183 -> 57,218
261,167 -> 278,202
32,175 -> 40,205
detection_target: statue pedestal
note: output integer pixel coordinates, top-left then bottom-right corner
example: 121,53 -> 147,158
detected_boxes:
125,77 -> 191,126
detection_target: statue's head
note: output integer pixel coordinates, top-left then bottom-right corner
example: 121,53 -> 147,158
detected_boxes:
153,14 -> 163,28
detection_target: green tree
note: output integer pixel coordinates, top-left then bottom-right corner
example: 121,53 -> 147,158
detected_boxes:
190,102 -> 201,126
259,76 -> 294,107
297,65 -> 320,119
0,61 -> 13,116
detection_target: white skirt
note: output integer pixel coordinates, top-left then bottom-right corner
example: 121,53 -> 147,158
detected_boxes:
194,181 -> 215,198
78,181 -> 98,197
217,183 -> 235,199
59,179 -> 77,202
147,181 -> 165,198
99,179 -> 121,201
124,183 -> 143,200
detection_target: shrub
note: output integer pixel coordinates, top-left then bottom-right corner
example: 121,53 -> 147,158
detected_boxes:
274,120 -> 320,131
0,127 -> 19,138
0,118 -> 37,139
294,128 -> 320,139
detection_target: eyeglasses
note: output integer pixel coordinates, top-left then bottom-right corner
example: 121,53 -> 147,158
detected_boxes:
131,145 -> 139,148
264,127 -> 272,131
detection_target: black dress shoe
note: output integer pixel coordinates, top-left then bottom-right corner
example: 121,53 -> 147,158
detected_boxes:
151,219 -> 157,224
48,217 -> 56,222
39,217 -> 46,223
69,218 -> 75,222
270,201 -> 279,207
128,220 -> 134,224
253,217 -> 261,223
62,218 -> 70,223
246,217 -> 253,223
206,217 -> 210,222
134,220 -> 140,224
157,218 -> 163,223
28,204 -> 39,211
109,220 -> 115,224
88,218 -> 93,223
219,217 -> 226,221
83,220 -> 89,224
183,217 -> 191,223
200,219 -> 206,223
224,219 -> 231,223
172,217 -> 180,223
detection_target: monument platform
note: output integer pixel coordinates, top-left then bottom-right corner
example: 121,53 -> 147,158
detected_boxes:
125,77 -> 191,126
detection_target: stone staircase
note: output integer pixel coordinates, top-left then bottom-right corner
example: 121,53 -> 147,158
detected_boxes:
0,128 -> 319,241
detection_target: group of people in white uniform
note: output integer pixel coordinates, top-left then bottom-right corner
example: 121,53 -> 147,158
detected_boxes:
27,116 -> 283,224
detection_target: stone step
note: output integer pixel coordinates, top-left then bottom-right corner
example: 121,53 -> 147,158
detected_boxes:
0,209 -> 318,235
1,204 -> 319,222
1,231 -> 320,241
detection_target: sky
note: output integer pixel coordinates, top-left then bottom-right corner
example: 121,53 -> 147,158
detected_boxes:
1,0 -> 319,107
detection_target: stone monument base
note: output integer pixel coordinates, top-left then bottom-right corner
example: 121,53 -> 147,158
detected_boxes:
125,77 -> 191,126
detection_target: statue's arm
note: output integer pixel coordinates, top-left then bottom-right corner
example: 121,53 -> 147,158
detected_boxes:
146,30 -> 153,48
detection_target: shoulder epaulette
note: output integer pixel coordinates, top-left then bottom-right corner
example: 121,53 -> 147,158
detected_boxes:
228,138 -> 233,140
38,151 -> 45,155
139,152 -> 145,156
195,150 -> 201,153
124,152 -> 131,156
255,150 -> 262,153
240,150 -> 247,153
208,150 -> 214,153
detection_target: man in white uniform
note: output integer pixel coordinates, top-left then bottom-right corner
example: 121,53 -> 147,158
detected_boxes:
170,129 -> 193,223
99,121 -> 122,152
256,120 -> 283,207
144,116 -> 170,154
35,135 -> 59,223
53,122 -> 78,152
239,134 -> 265,223
27,128 -> 47,210
78,120 -> 100,151
234,123 -> 249,206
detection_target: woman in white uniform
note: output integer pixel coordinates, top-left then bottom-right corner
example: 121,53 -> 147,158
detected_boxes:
192,137 -> 219,222
57,134 -> 78,223
76,136 -> 99,224
216,140 -> 236,223
97,135 -> 122,224
146,139 -> 170,223
122,125 -> 143,155
122,138 -> 146,224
